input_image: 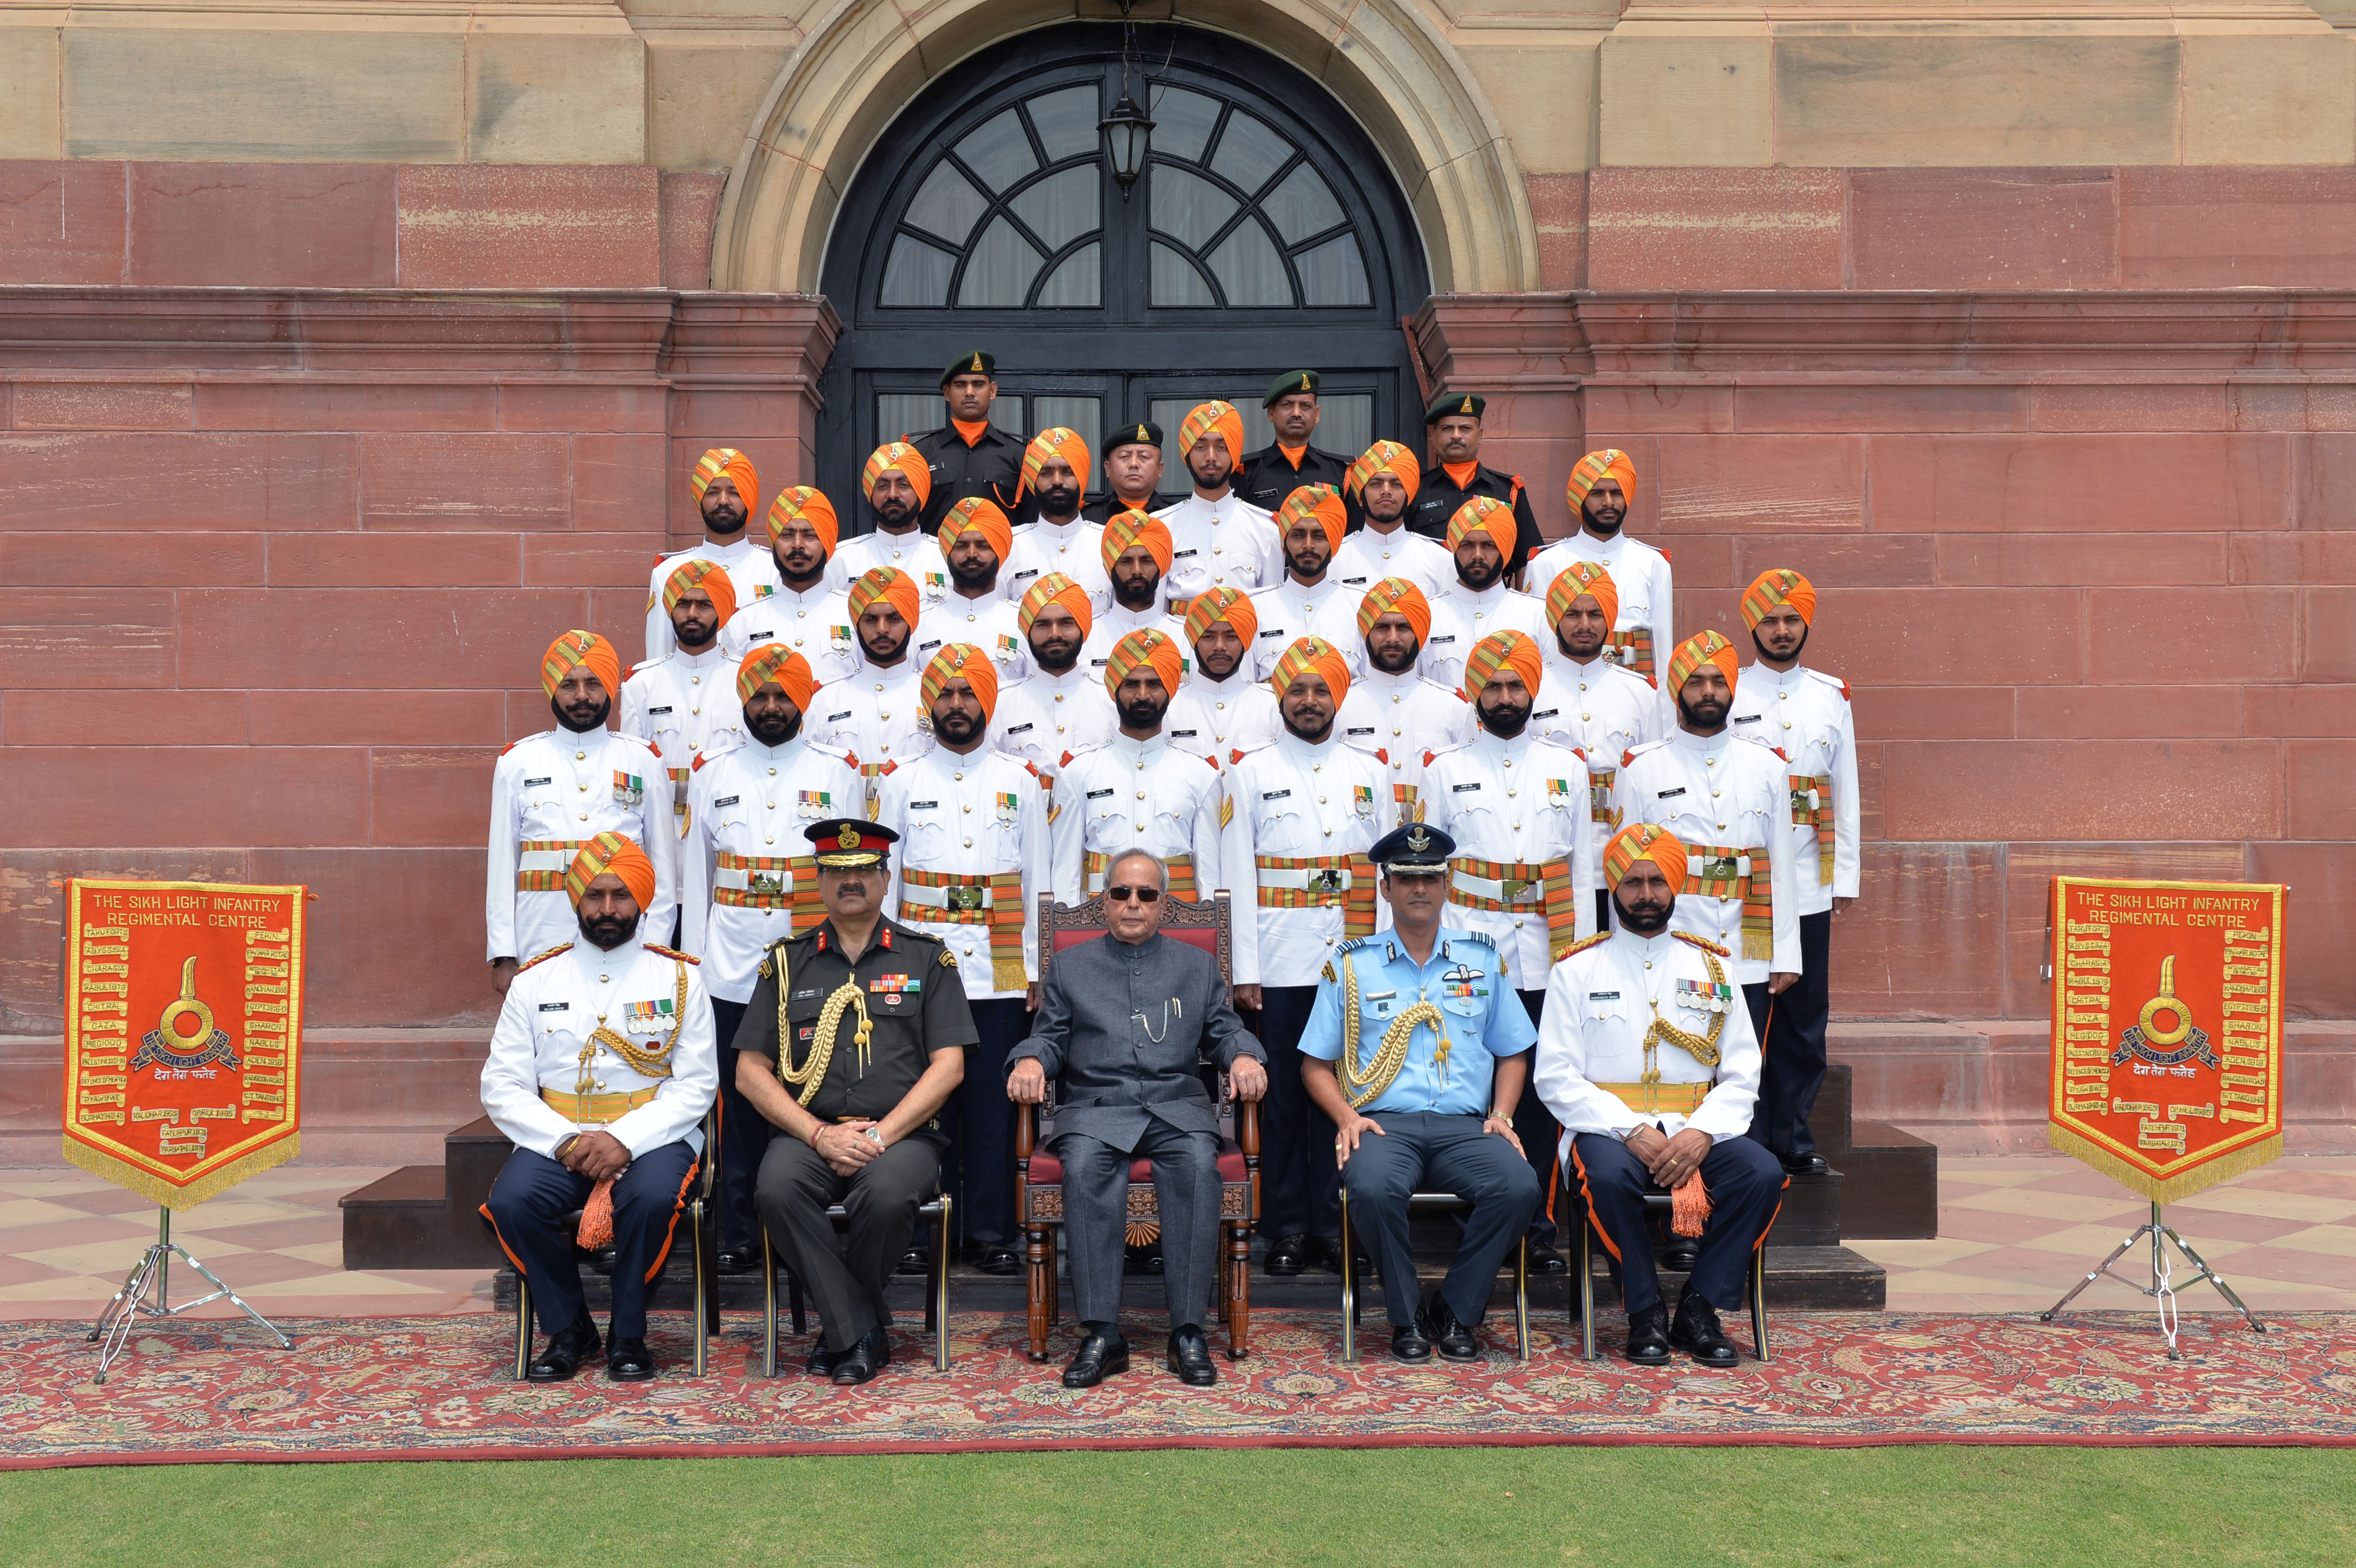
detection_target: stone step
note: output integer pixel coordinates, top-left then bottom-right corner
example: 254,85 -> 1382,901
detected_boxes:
1840,1120 -> 1941,1240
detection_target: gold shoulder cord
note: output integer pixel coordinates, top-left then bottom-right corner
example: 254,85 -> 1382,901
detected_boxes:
1337,958 -> 1451,1111
1636,950 -> 1728,1094
573,961 -> 689,1107
773,940 -> 875,1108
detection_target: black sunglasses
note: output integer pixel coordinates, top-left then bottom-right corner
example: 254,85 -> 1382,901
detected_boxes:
1105,885 -> 1162,903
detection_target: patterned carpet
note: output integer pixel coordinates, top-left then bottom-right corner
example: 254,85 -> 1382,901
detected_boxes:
5,1309 -> 2353,1466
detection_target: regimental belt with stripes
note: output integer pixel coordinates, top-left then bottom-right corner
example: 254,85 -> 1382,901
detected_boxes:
1595,1080 -> 1710,1118
1586,766 -> 1618,828
1085,851 -> 1196,901
1604,627 -> 1655,685
667,766 -> 690,821
540,1085 -> 658,1123
1684,845 -> 1774,963
1789,773 -> 1834,883
899,868 -> 1026,992
515,840 -> 589,892
713,851 -> 822,931
1448,856 -> 1580,961
1254,853 -> 1377,940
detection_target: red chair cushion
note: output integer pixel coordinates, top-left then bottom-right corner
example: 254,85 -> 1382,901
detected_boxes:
1048,926 -> 1219,957
1025,1138 -> 1248,1187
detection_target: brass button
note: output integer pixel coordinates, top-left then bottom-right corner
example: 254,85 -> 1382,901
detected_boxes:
579,813 -> 589,821
963,804 -> 972,813
690,676 -> 700,686
963,838 -> 973,848
766,837 -> 774,845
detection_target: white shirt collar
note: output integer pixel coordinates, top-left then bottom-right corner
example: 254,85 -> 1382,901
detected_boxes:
1671,726 -> 1730,756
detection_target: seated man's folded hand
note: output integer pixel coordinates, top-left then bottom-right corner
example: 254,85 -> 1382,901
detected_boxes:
570,1130 -> 633,1182
1227,1056 -> 1267,1103
1007,1056 -> 1048,1104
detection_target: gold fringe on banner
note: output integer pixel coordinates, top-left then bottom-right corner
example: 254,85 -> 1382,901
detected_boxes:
62,1132 -> 301,1212
2047,1124 -> 2282,1207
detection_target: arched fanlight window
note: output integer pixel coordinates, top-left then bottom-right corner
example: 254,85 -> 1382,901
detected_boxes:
880,85 -> 1106,310
1144,89 -> 1371,309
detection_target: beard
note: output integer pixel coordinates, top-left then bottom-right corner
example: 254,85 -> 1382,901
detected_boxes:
862,630 -> 910,666
1455,556 -> 1501,592
746,707 -> 803,747
1117,695 -> 1167,730
1478,697 -> 1531,739
1280,707 -> 1332,744
1113,574 -> 1158,611
1031,636 -> 1079,675
1036,483 -> 1080,518
1368,639 -> 1418,675
1284,546 -> 1329,581
871,497 -> 917,532
1611,887 -> 1672,935
933,707 -> 983,745
949,554 -> 997,591
702,501 -> 746,537
579,908 -> 638,950
551,693 -> 611,733
1677,691 -> 1730,730
1753,625 -> 1809,663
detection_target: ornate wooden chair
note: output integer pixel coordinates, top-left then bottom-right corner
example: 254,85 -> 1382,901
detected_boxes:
758,1190 -> 953,1375
1337,1189 -> 1530,1362
1573,1183 -> 1770,1362
1015,890 -> 1260,1362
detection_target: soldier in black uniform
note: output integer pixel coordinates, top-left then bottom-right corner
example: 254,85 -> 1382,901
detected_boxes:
735,819 -> 978,1384
1403,392 -> 1543,581
1081,422 -> 1166,523
905,350 -> 1026,536
1234,370 -> 1357,526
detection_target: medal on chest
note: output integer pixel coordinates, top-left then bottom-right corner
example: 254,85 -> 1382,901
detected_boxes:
799,789 -> 833,820
994,790 -> 1021,827
1675,977 -> 1733,1014
1352,784 -> 1375,821
612,770 -> 644,808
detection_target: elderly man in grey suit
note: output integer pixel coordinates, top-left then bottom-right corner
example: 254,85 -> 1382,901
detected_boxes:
1009,848 -> 1267,1389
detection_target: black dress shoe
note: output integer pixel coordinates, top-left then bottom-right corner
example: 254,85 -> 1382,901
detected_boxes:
525,1314 -> 602,1383
1527,1244 -> 1568,1276
977,1246 -> 1022,1276
606,1335 -> 657,1382
715,1246 -> 761,1276
1660,1242 -> 1700,1273
1782,1153 -> 1831,1176
1264,1234 -> 1308,1276
1669,1287 -> 1739,1367
1390,1324 -> 1433,1362
1308,1236 -> 1346,1275
1420,1294 -> 1482,1362
831,1326 -> 893,1385
805,1340 -> 844,1379
1123,1242 -> 1165,1276
1624,1304 -> 1672,1365
589,1246 -> 620,1276
1166,1325 -> 1218,1386
896,1247 -> 931,1277
1061,1328 -> 1131,1388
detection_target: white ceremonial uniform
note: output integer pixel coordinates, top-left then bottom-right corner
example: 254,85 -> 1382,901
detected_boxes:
718,580 -> 858,682
805,659 -> 930,779
1245,577 -> 1362,679
1728,663 -> 1860,913
1618,730 -> 1800,984
1331,525 -> 1452,603
1080,602 -> 1186,682
1534,928 -> 1760,1150
1218,732 -> 1395,987
481,938 -> 719,1158
990,666 -> 1116,789
1532,650 -> 1667,885
1154,492 -> 1283,611
1049,732 -> 1226,905
679,736 -> 864,1004
620,646 -> 746,834
1418,730 -> 1598,991
834,527 -> 951,608
931,592 -> 1033,684
643,538 -> 782,662
487,729 -> 677,964
1001,517 -> 1112,616
1525,532 -> 1676,690
877,744 -> 1048,1002
1334,666 -> 1470,821
1418,584 -> 1550,691
1166,666 -> 1280,766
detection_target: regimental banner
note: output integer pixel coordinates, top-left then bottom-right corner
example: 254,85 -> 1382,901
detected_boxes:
2048,877 -> 2286,1204
62,880 -> 306,1209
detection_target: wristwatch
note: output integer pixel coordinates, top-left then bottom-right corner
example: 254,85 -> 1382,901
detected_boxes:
1489,1110 -> 1513,1129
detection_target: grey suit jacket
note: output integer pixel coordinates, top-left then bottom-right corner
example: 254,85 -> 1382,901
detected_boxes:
1012,930 -> 1265,1154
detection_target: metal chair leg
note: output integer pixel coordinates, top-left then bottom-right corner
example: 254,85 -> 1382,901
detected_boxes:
761,1230 -> 779,1379
1578,1219 -> 1597,1362
1514,1234 -> 1530,1362
691,1199 -> 709,1378
1339,1187 -> 1357,1364
788,1267 -> 807,1338
1750,1243 -> 1770,1364
933,1194 -> 953,1372
513,1274 -> 533,1381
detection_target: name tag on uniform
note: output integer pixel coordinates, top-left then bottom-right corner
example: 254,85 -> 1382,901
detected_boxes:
1364,990 -> 1396,1002
1006,722 -> 1035,736
1257,629 -> 1284,639
1170,728 -> 1199,739
1345,726 -> 1374,737
827,710 -> 853,723
1087,787 -> 1114,801
1659,787 -> 1685,800
539,1002 -> 569,1012
916,639 -> 943,656
524,777 -> 552,788
714,795 -> 741,808
1452,782 -> 1480,793
1733,714 -> 1761,725
648,706 -> 673,717
1588,991 -> 1619,1002
1009,569 -> 1040,584
1173,549 -> 1199,560
1532,708 -> 1559,721
1263,789 -> 1290,801
747,629 -> 774,643
1339,575 -> 1368,586
911,800 -> 938,811
792,988 -> 820,1001
1427,634 -> 1456,646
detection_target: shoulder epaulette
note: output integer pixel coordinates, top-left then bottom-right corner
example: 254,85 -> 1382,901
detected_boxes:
516,942 -> 572,973
1672,931 -> 1730,958
1374,747 -> 1389,765
1320,960 -> 1337,982
1563,930 -> 1611,958
1773,746 -> 1790,763
879,759 -> 898,775
1658,546 -> 1672,565
1446,929 -> 1498,952
691,751 -> 711,772
500,740 -> 521,757
642,944 -> 699,964
629,655 -> 667,675
1623,739 -> 1669,766
1204,751 -> 1221,769
1805,668 -> 1852,701
1335,934 -> 1385,958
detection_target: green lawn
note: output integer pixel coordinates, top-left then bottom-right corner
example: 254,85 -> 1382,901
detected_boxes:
3,1447 -> 2350,1567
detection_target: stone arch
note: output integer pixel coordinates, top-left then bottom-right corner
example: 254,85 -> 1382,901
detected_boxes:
709,0 -> 1539,298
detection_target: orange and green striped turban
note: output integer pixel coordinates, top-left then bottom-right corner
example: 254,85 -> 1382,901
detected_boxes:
689,447 -> 759,517
923,642 -> 1000,723
1269,635 -> 1351,708
541,630 -> 622,702
1354,577 -> 1431,645
1566,448 -> 1638,512
565,831 -> 656,910
1018,571 -> 1094,639
1021,426 -> 1091,498
1447,495 -> 1517,557
862,441 -> 931,508
944,497 -> 1013,567
1741,568 -> 1816,630
1103,627 -> 1184,702
1178,400 -> 1244,463
1666,630 -> 1741,697
661,557 -> 736,628
1182,585 -> 1257,651
1546,561 -> 1618,631
1346,439 -> 1420,500
766,485 -> 838,554
1100,508 -> 1173,575
1603,823 -> 1687,892
736,644 -> 815,712
847,566 -> 921,631
1275,484 -> 1347,554
1462,630 -> 1544,705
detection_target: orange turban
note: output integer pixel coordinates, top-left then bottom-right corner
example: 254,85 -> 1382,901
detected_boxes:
1354,577 -> 1432,645
1741,568 -> 1817,630
1462,630 -> 1545,705
1022,427 -> 1092,498
1566,448 -> 1638,512
1101,508 -> 1174,576
661,557 -> 736,628
1268,635 -> 1351,709
1275,485 -> 1347,554
1447,495 -> 1517,558
1018,572 -> 1093,639
1666,630 -> 1741,697
848,566 -> 920,632
923,642 -> 1000,723
1178,400 -> 1244,464
565,831 -> 656,911
1182,585 -> 1257,651
689,447 -> 759,519
736,644 -> 816,712
1103,628 -> 1184,702
1346,439 -> 1420,500
862,441 -> 932,509
1603,823 -> 1687,892
1546,562 -> 1618,631
944,497 -> 1013,568
767,486 -> 838,555
541,630 -> 622,702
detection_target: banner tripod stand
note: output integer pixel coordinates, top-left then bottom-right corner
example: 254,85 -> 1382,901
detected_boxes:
87,1206 -> 293,1383
2040,1200 -> 2265,1361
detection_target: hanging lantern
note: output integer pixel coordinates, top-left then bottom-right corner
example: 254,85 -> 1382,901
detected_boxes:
1100,89 -> 1155,198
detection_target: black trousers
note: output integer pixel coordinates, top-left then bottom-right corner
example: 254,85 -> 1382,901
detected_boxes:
1256,983 -> 1339,1243
709,997 -> 770,1250
483,1141 -> 698,1339
1514,990 -> 1561,1249
1344,1111 -> 1539,1328
1058,1120 -> 1223,1330
1569,1132 -> 1785,1315
755,1133 -> 943,1352
936,996 -> 1027,1251
1594,889 -> 1612,937
1747,908 -> 1832,1159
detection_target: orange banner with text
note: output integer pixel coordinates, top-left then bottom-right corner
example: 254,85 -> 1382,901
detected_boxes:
2048,876 -> 2285,1204
62,880 -> 306,1209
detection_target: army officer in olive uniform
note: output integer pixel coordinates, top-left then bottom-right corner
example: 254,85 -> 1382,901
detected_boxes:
735,819 -> 977,1385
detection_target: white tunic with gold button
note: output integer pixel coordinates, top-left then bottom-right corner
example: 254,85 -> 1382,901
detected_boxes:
1049,732 -> 1225,906
643,538 -> 782,662
1418,730 -> 1597,991
1728,662 -> 1860,915
1418,585 -> 1549,692
679,736 -> 863,1003
1001,517 -> 1112,616
1245,576 -> 1363,680
1331,524 -> 1452,603
1217,733 -> 1394,988
989,665 -> 1117,789
1534,927 -> 1760,1152
1154,492 -> 1282,610
1335,666 -> 1471,817
620,646 -> 746,835
804,658 -> 931,777
718,581 -> 858,683
1524,531 -> 1675,687
1532,650 -> 1668,886
1166,666 -> 1280,766
486,728 -> 677,964
1617,730 -> 1800,985
834,527 -> 950,608
876,744 -> 1048,1002
932,591 -> 1034,684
